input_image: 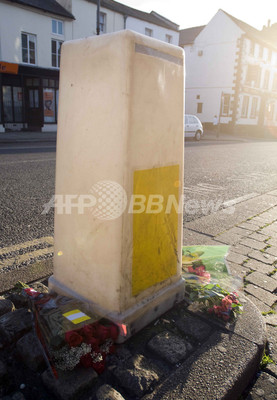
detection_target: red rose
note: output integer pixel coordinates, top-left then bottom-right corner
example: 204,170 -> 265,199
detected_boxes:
65,331 -> 83,347
80,353 -> 93,368
86,337 -> 100,350
108,344 -> 116,354
92,360 -> 105,374
97,325 -> 110,344
81,323 -> 98,339
109,325 -> 119,341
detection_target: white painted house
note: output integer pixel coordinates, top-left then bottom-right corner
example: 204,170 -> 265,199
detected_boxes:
0,0 -> 180,132
180,9 -> 277,136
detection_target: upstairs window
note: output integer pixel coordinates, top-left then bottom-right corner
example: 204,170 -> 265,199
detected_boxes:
263,70 -> 270,89
245,65 -> 261,88
259,45 -> 263,59
145,28 -> 153,37
165,34 -> 172,43
99,12 -> 106,33
249,41 -> 255,56
52,19 -> 63,35
21,33 -> 36,65
250,97 -> 258,118
52,40 -> 63,68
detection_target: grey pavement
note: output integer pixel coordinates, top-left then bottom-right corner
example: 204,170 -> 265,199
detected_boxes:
0,131 -> 57,143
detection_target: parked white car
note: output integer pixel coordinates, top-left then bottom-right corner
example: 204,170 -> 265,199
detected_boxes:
184,115 -> 204,141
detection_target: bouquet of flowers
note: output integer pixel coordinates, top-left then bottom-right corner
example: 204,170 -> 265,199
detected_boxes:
22,286 -> 119,377
187,283 -> 243,322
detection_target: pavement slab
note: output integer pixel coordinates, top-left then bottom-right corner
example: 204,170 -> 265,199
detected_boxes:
244,284 -> 277,307
248,232 -> 270,242
227,251 -> 248,264
237,221 -> 260,230
239,238 -> 266,251
245,294 -> 272,313
231,244 -> 252,256
244,259 -> 275,274
246,271 -> 277,292
245,372 -> 277,400
248,250 -> 276,265
185,195 -> 277,237
264,246 -> 277,257
227,261 -> 250,280
267,325 -> 277,362
182,228 -> 218,246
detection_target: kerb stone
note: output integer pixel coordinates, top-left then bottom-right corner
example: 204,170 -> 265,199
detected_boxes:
16,331 -> 45,371
147,331 -> 191,364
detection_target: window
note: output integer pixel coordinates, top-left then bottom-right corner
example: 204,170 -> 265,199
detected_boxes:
241,96 -> 249,117
273,74 -> 277,91
245,65 -> 261,87
250,97 -> 258,118
52,19 -> 63,35
221,94 -> 230,116
263,70 -> 270,89
145,28 -> 153,37
197,103 -> 203,113
268,49 -> 272,63
267,103 -> 274,120
249,41 -> 255,56
51,40 -> 62,67
42,79 -> 59,123
2,86 -> 23,122
99,12 -> 106,33
259,45 -> 263,59
21,33 -> 36,64
165,34 -> 172,43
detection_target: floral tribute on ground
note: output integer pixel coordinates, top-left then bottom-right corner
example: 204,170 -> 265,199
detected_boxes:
21,285 -> 119,378
182,246 -> 243,322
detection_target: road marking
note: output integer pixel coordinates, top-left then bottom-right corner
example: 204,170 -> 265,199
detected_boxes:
0,236 -> 54,270
0,246 -> 54,269
0,146 -> 56,150
223,193 -> 258,208
184,183 -> 225,196
0,236 -> 53,257
0,158 -> 55,165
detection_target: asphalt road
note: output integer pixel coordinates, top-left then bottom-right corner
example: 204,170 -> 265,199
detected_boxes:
1,139 -> 277,249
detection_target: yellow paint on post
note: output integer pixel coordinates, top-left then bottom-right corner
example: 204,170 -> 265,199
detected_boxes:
132,165 -> 180,296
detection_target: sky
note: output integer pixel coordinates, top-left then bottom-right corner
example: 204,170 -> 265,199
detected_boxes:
118,0 -> 277,30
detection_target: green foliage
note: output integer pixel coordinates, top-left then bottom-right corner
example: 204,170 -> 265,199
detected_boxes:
260,350 -> 274,369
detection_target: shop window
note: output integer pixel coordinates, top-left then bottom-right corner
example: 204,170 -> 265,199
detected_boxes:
221,94 -> 230,116
99,13 -> 106,33
165,34 -> 172,43
2,86 -> 23,123
43,88 -> 56,123
52,19 -> 63,35
145,28 -> 153,37
267,103 -> 274,120
241,96 -> 249,118
52,40 -> 62,68
21,33 -> 36,65
250,97 -> 258,118
197,103 -> 203,113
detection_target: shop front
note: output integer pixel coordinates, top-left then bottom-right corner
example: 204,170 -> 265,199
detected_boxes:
0,62 -> 59,132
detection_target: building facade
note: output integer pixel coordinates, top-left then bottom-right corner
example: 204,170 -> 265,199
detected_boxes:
0,0 -> 179,132
180,9 -> 277,135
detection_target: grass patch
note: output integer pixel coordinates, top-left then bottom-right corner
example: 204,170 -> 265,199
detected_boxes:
261,310 -> 276,316
268,268 -> 277,277
260,349 -> 274,369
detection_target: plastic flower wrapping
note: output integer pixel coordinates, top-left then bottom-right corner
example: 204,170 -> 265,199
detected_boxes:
182,246 -> 243,322
22,287 -> 119,378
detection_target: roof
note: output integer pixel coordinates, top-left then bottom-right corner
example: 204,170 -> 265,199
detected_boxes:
179,25 -> 205,46
87,0 -> 179,31
261,23 -> 277,47
220,9 -> 277,51
5,0 -> 74,19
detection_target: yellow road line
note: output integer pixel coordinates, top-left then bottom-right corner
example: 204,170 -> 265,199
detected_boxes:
0,246 -> 54,269
0,237 -> 54,257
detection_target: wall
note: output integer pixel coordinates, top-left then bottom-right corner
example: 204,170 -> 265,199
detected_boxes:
0,1 -> 72,68
183,10 -> 243,123
71,0 -> 124,39
125,16 -> 179,45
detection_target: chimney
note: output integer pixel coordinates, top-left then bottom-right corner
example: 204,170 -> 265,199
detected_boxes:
267,19 -> 271,28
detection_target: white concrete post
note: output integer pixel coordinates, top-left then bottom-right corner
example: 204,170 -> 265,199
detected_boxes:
49,30 -> 184,341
